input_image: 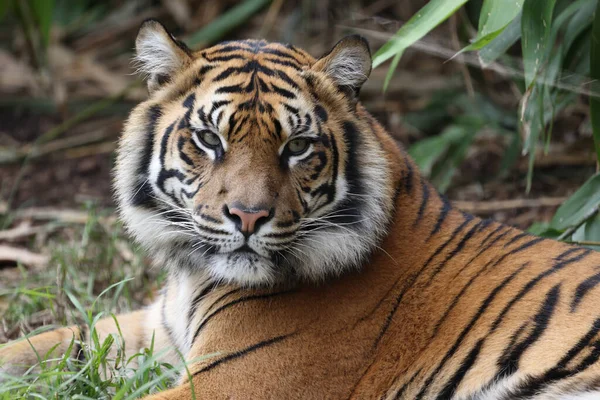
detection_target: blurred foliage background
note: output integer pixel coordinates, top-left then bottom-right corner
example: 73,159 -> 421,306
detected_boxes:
0,0 -> 599,351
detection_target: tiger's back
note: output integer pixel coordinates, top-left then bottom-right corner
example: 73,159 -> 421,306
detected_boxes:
2,20 -> 600,400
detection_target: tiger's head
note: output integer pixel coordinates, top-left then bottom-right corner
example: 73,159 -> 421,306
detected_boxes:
115,20 -> 397,286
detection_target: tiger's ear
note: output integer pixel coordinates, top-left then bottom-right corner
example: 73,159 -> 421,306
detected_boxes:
312,35 -> 372,97
135,20 -> 192,93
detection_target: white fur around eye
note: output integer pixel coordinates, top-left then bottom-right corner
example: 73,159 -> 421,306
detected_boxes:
191,130 -> 227,161
287,144 -> 314,167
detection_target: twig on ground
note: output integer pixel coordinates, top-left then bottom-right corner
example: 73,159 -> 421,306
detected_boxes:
64,141 -> 117,159
10,208 -> 117,225
0,222 -> 53,241
453,197 -> 567,214
0,245 -> 49,268
0,127 -> 117,164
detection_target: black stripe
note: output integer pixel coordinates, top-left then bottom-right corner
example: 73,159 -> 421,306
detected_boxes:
328,129 -> 339,204
503,231 -> 529,248
413,178 -> 430,227
403,158 -> 414,194
393,368 -> 421,399
556,317 -> 600,368
271,83 -> 296,99
571,270 -> 600,312
263,57 -> 302,70
131,105 -> 162,208
436,338 -> 484,399
505,316 -> 600,398
478,223 -> 506,249
216,84 -> 244,94
204,54 -> 247,62
374,214 -> 474,348
495,284 -> 561,378
275,69 -> 301,90
193,333 -> 293,376
414,264 -> 526,400
261,48 -> 303,62
193,291 -> 292,341
487,236 -> 545,272
187,283 -> 216,336
205,44 -> 251,55
178,136 -> 194,167
556,246 -> 586,260
196,224 -> 230,236
490,249 -> 592,332
448,224 -> 508,281
433,259 -> 503,336
427,219 -> 492,283
428,195 -> 452,240
212,67 -> 239,82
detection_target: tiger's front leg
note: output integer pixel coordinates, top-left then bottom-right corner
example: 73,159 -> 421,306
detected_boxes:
0,304 -> 178,379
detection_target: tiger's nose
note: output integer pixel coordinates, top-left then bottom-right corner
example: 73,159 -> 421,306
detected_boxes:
225,205 -> 271,236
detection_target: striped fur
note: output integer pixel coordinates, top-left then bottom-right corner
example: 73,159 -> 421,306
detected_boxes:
2,20 -> 600,399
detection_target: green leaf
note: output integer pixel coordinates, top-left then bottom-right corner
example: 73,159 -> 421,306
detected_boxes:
383,52 -> 401,92
409,117 -> 483,193
521,0 -> 557,89
550,173 -> 600,230
527,221 -> 564,238
479,0 -> 523,36
409,125 -> 467,176
454,28 -> 504,56
590,0 -> 600,164
372,0 -> 470,68
29,0 -> 54,47
185,0 -> 271,48
0,0 -> 14,21
571,213 -> 600,251
479,11 -> 522,66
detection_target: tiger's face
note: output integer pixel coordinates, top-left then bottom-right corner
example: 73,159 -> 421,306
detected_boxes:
115,21 -> 396,286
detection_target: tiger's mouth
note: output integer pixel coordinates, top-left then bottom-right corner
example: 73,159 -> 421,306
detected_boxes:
232,244 -> 259,255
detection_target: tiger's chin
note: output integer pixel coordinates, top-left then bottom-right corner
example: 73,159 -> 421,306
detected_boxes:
206,251 -> 278,287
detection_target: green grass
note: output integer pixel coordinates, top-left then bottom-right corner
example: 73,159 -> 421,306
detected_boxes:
0,205 -> 189,399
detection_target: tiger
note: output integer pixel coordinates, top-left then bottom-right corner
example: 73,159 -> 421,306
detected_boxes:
2,18 -> 600,399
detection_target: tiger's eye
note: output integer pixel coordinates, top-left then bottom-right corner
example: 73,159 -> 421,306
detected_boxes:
199,131 -> 221,147
287,138 -> 310,155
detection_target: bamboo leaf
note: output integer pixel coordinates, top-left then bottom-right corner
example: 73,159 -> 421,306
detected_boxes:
372,0 -> 470,68
479,11 -> 522,66
550,173 -> 600,230
589,0 -> 600,163
521,0 -> 556,89
478,0 -> 523,36
382,52 -> 401,92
